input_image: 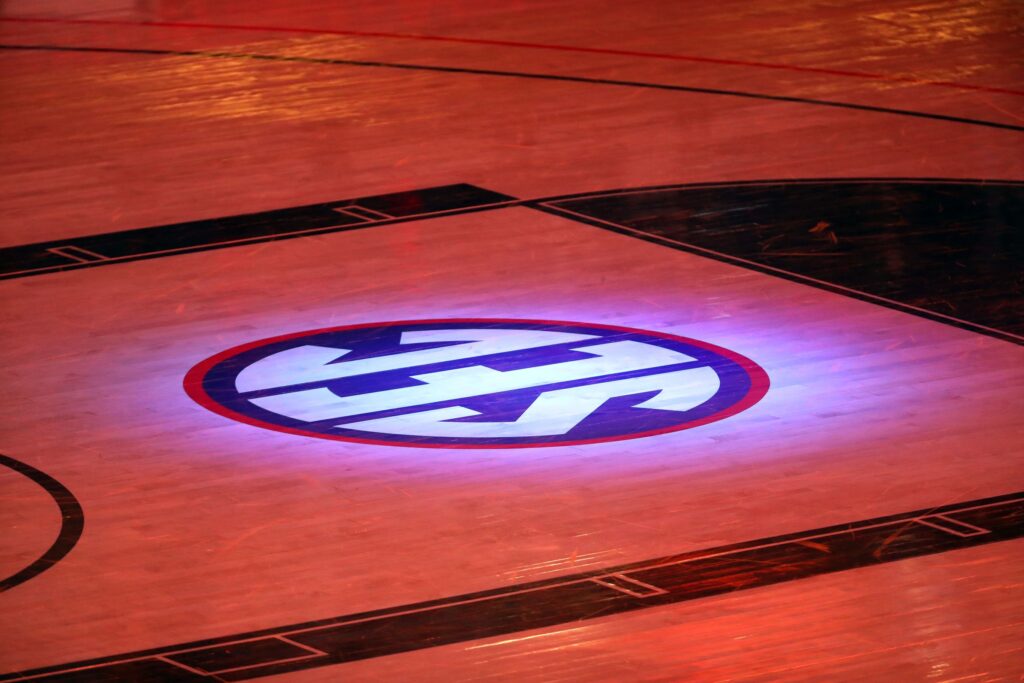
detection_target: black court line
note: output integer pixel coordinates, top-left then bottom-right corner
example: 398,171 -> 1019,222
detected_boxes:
0,454 -> 84,592
532,178 -> 1024,346
0,183 -> 516,280
2,492 -> 1020,681
2,43 -> 1023,133
3,178 -> 1019,348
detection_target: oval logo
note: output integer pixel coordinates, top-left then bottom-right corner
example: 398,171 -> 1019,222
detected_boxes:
185,319 -> 769,448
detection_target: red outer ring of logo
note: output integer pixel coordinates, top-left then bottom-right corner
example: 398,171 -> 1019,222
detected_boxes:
184,318 -> 770,449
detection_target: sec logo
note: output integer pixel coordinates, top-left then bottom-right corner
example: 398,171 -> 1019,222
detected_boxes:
185,319 -> 769,448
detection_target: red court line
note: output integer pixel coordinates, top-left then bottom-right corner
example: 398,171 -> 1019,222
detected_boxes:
3,15 -> 1023,98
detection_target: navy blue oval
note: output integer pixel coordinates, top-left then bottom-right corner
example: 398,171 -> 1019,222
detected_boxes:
186,319 -> 768,448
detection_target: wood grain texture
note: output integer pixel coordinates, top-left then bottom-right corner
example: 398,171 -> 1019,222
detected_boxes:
0,1 -> 1021,681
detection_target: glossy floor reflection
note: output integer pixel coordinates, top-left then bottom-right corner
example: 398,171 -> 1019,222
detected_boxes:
0,2 -> 1022,681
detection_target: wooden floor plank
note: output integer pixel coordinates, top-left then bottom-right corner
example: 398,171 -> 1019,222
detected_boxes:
1,2 -> 1021,680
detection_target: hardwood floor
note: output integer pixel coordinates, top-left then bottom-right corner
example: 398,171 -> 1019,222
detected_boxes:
0,2 -> 1021,681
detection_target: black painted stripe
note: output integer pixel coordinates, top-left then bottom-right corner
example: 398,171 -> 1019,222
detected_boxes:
0,454 -> 85,593
2,178 -> 1020,347
535,202 -> 1024,347
3,492 -> 1021,681
532,178 -> 1024,346
0,184 -> 516,279
2,43 -> 1022,133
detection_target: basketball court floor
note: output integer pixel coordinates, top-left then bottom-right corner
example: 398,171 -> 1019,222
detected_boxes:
1,2 -> 1022,680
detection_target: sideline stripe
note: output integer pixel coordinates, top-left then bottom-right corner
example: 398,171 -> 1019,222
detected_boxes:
1,179 -> 1021,347
2,491 -> 1021,681
1,43 -> 1022,134
0,183 -> 517,280
532,178 -> 1024,347
2,15 -> 1023,98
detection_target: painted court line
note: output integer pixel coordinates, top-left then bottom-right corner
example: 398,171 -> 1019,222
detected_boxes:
532,200 -> 1024,347
1,44 -> 1022,135
2,15 -> 1022,98
2,491 -> 1020,681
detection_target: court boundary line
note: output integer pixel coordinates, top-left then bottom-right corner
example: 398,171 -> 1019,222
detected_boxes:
529,195 -> 1024,347
1,43 -> 1022,134
532,177 -> 1024,346
1,491 -> 1020,681
2,177 -> 1019,346
0,201 -> 516,280
2,15 -> 1022,98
